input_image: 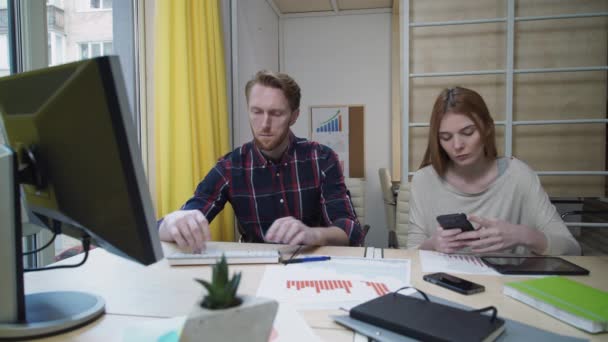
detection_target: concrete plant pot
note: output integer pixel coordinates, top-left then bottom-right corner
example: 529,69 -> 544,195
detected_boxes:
180,295 -> 278,342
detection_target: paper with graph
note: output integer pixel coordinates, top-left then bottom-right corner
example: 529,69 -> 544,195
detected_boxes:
311,106 -> 350,176
419,250 -> 500,275
257,257 -> 411,310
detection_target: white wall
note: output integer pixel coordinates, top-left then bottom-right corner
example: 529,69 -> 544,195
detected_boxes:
233,0 -> 279,147
282,14 -> 392,247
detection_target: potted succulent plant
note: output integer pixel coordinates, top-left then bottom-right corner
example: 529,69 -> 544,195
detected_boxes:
180,255 -> 278,342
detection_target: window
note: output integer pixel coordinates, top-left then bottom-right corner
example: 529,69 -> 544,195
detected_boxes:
47,31 -> 65,66
0,34 -> 8,76
46,0 -> 64,9
79,41 -> 112,60
86,0 -> 112,10
0,0 -> 7,76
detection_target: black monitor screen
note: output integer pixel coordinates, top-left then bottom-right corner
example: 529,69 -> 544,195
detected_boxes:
0,56 -> 163,265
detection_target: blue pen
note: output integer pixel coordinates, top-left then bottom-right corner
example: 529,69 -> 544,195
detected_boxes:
282,256 -> 331,265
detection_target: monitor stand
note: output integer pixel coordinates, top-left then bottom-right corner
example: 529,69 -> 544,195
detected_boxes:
0,292 -> 105,339
0,145 -> 105,339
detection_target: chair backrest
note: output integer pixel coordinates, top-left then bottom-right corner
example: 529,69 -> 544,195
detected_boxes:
344,177 -> 365,226
344,177 -> 370,243
378,168 -> 396,232
395,181 -> 411,248
379,168 -> 400,248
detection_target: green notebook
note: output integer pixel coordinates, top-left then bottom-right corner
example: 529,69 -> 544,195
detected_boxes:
504,276 -> 608,333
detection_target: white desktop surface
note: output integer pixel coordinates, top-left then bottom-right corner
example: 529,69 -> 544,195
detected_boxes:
24,242 -> 608,341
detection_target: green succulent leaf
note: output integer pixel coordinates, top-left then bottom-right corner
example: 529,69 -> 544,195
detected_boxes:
214,256 -> 228,287
195,254 -> 241,310
229,272 -> 242,298
194,278 -> 213,292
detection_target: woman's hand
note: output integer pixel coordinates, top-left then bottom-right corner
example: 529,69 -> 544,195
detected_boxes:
421,227 -> 470,253
458,215 -> 547,254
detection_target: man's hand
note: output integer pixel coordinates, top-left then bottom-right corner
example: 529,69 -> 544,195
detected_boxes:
264,216 -> 321,245
158,210 -> 211,253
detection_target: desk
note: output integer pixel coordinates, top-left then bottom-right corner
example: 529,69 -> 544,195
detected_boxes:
25,243 -> 608,341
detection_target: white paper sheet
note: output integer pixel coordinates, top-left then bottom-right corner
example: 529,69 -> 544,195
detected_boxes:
257,257 -> 411,310
122,305 -> 320,342
122,316 -> 185,342
419,250 -> 500,275
269,304 -> 322,342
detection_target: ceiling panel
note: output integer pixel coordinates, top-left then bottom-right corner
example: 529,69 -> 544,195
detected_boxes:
274,0 -> 333,14
337,0 -> 392,11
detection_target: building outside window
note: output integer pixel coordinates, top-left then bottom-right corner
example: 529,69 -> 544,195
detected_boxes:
45,0 -> 112,66
0,0 -> 8,76
48,31 -> 66,65
47,0 -> 64,9
79,41 -> 112,59
0,34 -> 8,77
81,0 -> 112,11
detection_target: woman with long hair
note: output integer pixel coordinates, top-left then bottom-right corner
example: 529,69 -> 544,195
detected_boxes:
407,87 -> 580,255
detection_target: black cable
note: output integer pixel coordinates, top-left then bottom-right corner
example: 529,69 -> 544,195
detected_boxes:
22,231 -> 57,256
22,219 -> 62,256
24,236 -> 91,272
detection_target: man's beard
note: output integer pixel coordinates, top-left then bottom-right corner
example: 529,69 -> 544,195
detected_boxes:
253,129 -> 290,153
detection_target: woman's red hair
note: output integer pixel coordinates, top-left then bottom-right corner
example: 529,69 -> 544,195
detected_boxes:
419,87 -> 497,175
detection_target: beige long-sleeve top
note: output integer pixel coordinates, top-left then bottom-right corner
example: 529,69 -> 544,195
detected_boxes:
406,158 -> 581,255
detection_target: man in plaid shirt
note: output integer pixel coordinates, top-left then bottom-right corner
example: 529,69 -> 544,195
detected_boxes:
159,70 -> 364,251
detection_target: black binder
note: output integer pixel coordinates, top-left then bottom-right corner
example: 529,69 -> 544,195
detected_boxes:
350,292 -> 505,342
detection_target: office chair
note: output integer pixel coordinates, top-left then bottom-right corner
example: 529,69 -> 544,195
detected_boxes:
378,168 -> 398,248
344,177 -> 370,245
395,182 -> 411,249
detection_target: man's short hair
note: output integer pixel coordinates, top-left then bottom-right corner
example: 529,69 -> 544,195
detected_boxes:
245,70 -> 301,112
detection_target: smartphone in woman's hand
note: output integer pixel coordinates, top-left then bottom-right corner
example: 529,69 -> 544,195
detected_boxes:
436,213 -> 475,232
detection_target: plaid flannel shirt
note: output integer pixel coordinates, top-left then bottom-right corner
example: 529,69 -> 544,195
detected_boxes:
181,133 -> 364,246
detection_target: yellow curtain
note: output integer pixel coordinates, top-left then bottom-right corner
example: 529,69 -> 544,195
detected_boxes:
154,0 -> 234,241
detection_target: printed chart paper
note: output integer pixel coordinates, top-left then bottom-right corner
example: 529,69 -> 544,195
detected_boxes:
311,106 -> 350,176
419,250 -> 500,275
257,257 -> 411,310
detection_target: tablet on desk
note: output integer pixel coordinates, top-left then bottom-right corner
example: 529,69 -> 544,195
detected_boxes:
480,256 -> 590,275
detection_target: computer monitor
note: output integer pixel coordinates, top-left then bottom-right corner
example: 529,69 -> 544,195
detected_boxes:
0,56 -> 163,339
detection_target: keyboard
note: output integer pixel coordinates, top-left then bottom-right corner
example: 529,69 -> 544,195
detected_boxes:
167,248 -> 280,266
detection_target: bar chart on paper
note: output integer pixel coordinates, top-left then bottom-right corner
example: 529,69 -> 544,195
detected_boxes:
315,110 -> 344,133
419,251 -> 500,275
257,257 -> 410,309
285,280 -> 391,296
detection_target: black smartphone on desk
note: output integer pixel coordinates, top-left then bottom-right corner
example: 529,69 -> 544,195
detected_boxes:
423,272 -> 485,295
436,213 -> 475,232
